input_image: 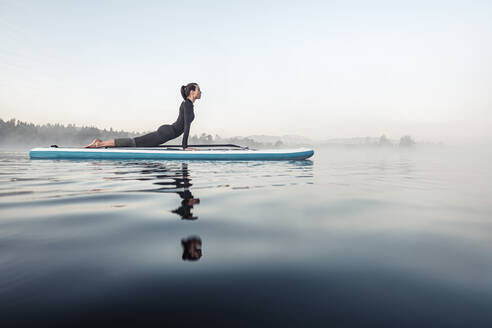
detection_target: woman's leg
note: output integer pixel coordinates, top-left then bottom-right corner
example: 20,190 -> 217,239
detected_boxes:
134,125 -> 176,147
114,138 -> 136,147
85,138 -> 115,148
85,125 -> 176,148
134,131 -> 163,147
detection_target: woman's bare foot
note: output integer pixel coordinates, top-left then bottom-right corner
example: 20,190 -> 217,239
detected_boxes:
85,138 -> 102,148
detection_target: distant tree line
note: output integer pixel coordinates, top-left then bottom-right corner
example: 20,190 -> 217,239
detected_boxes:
0,118 -> 283,148
0,118 -> 417,149
322,134 -> 417,148
0,118 -> 140,147
188,133 -> 278,149
379,134 -> 416,148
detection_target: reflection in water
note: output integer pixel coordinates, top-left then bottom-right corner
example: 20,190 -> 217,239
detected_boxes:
181,236 -> 202,261
108,160 -> 313,262
146,162 -> 201,220
112,162 -> 203,259
110,160 -> 313,221
172,190 -> 200,220
113,162 -> 201,220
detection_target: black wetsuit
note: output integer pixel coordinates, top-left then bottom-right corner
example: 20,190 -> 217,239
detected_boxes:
115,99 -> 195,148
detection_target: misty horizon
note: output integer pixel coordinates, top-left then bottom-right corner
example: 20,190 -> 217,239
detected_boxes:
1,1 -> 491,144
0,117 -> 457,150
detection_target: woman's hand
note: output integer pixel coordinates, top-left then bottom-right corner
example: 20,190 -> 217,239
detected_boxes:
184,147 -> 197,151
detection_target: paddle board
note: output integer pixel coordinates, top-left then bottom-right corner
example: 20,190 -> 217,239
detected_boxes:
29,147 -> 314,161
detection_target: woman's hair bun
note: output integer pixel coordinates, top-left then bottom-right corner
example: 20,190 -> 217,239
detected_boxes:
180,83 -> 198,100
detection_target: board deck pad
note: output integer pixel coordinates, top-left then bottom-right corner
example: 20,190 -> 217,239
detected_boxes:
29,147 -> 314,161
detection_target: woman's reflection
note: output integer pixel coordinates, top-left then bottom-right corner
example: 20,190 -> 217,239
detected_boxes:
172,189 -> 200,220
113,162 -> 203,259
116,162 -> 201,220
181,236 -> 202,261
162,162 -> 200,220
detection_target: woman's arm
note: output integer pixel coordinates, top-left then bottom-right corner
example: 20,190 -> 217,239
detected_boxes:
182,103 -> 194,149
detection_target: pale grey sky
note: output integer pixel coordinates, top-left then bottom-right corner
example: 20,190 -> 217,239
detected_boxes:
1,0 -> 491,143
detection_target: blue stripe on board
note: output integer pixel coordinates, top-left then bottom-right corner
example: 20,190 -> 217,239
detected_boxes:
29,149 -> 314,161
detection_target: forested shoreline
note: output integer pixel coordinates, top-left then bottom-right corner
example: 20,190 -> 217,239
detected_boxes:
0,118 -> 272,148
1,118 -> 419,148
0,118 -> 140,147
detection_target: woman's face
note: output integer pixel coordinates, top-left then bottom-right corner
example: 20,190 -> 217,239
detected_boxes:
191,85 -> 201,99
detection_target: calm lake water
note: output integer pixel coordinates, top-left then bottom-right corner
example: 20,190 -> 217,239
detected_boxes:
1,146 -> 492,327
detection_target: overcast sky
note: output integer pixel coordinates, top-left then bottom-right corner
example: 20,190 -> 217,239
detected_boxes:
1,0 -> 491,143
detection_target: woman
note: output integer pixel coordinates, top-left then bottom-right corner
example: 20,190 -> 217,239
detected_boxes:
85,83 -> 201,150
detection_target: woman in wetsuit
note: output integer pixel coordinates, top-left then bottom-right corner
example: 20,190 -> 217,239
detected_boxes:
85,83 -> 201,150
